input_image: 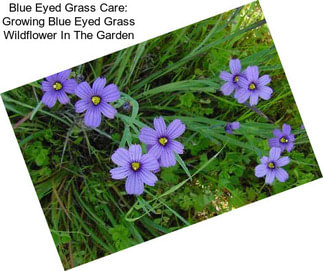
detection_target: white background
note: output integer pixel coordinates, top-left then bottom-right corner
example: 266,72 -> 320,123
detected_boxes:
0,0 -> 322,270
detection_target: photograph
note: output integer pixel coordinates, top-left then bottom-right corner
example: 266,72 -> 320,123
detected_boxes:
1,1 -> 321,269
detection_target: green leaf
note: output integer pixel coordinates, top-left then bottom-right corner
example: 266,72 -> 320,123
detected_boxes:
179,92 -> 195,108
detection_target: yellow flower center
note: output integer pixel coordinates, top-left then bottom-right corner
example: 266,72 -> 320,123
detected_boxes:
158,137 -> 168,146
91,96 -> 101,106
280,137 -> 289,143
234,75 -> 239,82
268,162 -> 275,169
249,83 -> 256,90
131,162 -> 140,171
52,82 -> 63,91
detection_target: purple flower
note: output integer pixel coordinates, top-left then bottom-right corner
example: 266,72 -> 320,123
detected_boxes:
269,124 -> 295,152
110,144 -> 160,195
139,117 -> 186,168
300,123 -> 305,130
75,77 -> 120,128
225,121 -> 240,134
234,66 -> 273,106
255,147 -> 290,184
219,59 -> 244,95
41,69 -> 77,108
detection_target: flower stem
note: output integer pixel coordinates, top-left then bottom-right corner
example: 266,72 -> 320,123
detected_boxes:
257,183 -> 266,194
243,102 -> 275,124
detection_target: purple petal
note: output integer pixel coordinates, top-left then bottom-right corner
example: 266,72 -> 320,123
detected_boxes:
275,168 -> 289,182
268,138 -> 280,148
235,89 -> 250,104
255,164 -> 268,177
138,169 -> 158,186
229,59 -> 241,74
129,144 -> 142,161
219,71 -> 232,81
76,82 -> 92,99
236,77 -> 249,89
225,127 -> 233,134
57,69 -> 71,81
146,145 -> 152,152
166,119 -> 186,139
154,117 -> 167,136
99,103 -> 117,119
289,134 -> 295,141
282,124 -> 291,135
75,99 -> 90,113
160,149 -> 176,168
111,148 -> 130,166
231,121 -> 240,130
249,93 -> 259,106
125,174 -> 144,195
273,129 -> 283,138
63,79 -> 77,94
276,156 -> 290,167
269,147 -> 281,161
168,140 -> 184,154
41,91 -> 57,108
258,74 -> 271,86
101,84 -> 120,102
92,77 -> 106,94
84,106 -> 101,128
148,144 -> 163,159
42,80 -> 53,92
56,91 -> 70,104
140,153 -> 159,172
110,166 -> 129,180
258,86 -> 273,100
45,74 -> 58,83
265,170 -> 275,184
260,156 -> 269,164
139,127 -> 158,145
246,66 -> 259,81
286,142 -> 294,152
220,82 -> 235,95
